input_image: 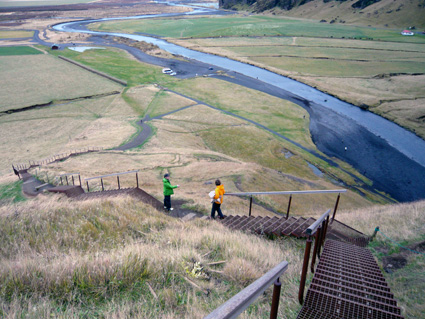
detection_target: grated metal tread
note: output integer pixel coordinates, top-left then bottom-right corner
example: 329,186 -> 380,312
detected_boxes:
312,276 -> 394,300
296,306 -> 342,319
292,217 -> 316,237
271,216 -> 298,236
255,217 -> 279,234
304,289 -> 403,319
261,217 -> 287,234
240,216 -> 265,231
298,240 -> 404,319
282,217 -> 306,236
229,216 -> 248,229
310,279 -> 397,306
319,254 -> 382,274
221,215 -> 237,226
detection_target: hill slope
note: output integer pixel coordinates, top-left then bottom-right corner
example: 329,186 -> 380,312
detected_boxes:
0,194 -> 423,318
220,0 -> 425,29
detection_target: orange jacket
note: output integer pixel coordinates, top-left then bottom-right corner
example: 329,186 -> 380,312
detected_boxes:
214,184 -> 225,204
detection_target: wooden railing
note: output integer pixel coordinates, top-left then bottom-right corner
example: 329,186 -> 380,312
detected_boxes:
226,189 -> 346,221
203,260 -> 289,319
59,172 -> 82,186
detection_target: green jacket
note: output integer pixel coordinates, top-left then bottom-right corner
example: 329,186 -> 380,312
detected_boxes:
163,178 -> 178,195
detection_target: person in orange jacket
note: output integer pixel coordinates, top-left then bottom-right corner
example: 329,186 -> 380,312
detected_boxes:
211,179 -> 225,219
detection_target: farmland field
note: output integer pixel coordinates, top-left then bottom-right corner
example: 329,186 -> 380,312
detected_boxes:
91,16 -> 425,139
0,45 -> 41,56
0,0 -> 95,7
0,53 -> 123,111
0,30 -> 34,38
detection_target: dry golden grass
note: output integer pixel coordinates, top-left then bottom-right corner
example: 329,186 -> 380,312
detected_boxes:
0,30 -> 33,38
336,200 -> 425,243
0,195 -> 304,318
0,55 -> 122,111
32,99 -> 373,217
0,94 -> 137,175
0,188 -> 422,318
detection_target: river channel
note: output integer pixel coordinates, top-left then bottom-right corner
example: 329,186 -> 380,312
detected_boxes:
53,2 -> 425,202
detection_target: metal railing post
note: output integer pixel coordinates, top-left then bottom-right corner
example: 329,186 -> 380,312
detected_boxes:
331,193 -> 341,223
79,175 -> 82,186
136,172 -> 139,188
65,176 -> 68,185
117,176 -> 120,190
370,226 -> 380,242
298,235 -> 313,305
286,194 -> 292,219
101,178 -> 104,191
310,231 -> 320,273
321,216 -> 330,247
269,277 -> 281,319
249,196 -> 253,217
60,177 -> 63,185
86,181 -> 90,192
72,175 -> 75,186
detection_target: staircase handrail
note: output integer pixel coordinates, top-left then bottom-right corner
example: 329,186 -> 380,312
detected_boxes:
84,170 -> 139,181
225,189 -> 346,196
203,260 -> 289,319
225,189 -> 346,219
298,209 -> 331,304
84,170 -> 140,192
305,209 -> 331,235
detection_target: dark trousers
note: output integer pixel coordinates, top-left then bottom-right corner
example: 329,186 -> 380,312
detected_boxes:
164,195 -> 171,210
211,202 -> 224,219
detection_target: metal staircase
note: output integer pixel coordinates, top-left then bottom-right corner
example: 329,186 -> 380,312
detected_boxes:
219,214 -> 370,247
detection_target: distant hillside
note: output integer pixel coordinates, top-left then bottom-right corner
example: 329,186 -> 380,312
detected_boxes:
219,0 -> 425,29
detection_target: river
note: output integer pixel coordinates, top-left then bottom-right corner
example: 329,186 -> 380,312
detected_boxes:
52,2 -> 425,202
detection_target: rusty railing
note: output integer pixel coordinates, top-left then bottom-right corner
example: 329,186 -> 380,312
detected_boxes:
298,209 -> 331,305
225,190 -> 345,221
203,260 -> 288,319
84,170 -> 139,192
59,172 -> 82,186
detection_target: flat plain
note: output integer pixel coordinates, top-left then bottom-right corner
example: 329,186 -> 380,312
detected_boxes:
91,15 -> 425,139
0,54 -> 123,111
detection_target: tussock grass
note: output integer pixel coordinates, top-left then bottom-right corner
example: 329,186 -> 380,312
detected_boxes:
0,195 -> 304,318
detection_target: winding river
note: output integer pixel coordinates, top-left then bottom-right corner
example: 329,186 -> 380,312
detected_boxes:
53,2 -> 425,202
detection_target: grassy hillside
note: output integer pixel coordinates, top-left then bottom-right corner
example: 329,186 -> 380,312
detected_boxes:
0,193 -> 423,318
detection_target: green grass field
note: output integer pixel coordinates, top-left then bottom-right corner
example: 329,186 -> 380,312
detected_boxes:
0,46 -> 41,56
91,15 -> 425,43
48,47 -> 178,87
0,52 -> 122,111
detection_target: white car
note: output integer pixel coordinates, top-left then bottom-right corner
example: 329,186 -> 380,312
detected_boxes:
170,72 -> 177,76
162,68 -> 172,74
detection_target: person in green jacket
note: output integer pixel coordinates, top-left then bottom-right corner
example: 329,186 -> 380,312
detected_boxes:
163,173 -> 179,211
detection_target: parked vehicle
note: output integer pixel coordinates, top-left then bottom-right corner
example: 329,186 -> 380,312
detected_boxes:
162,68 -> 173,74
